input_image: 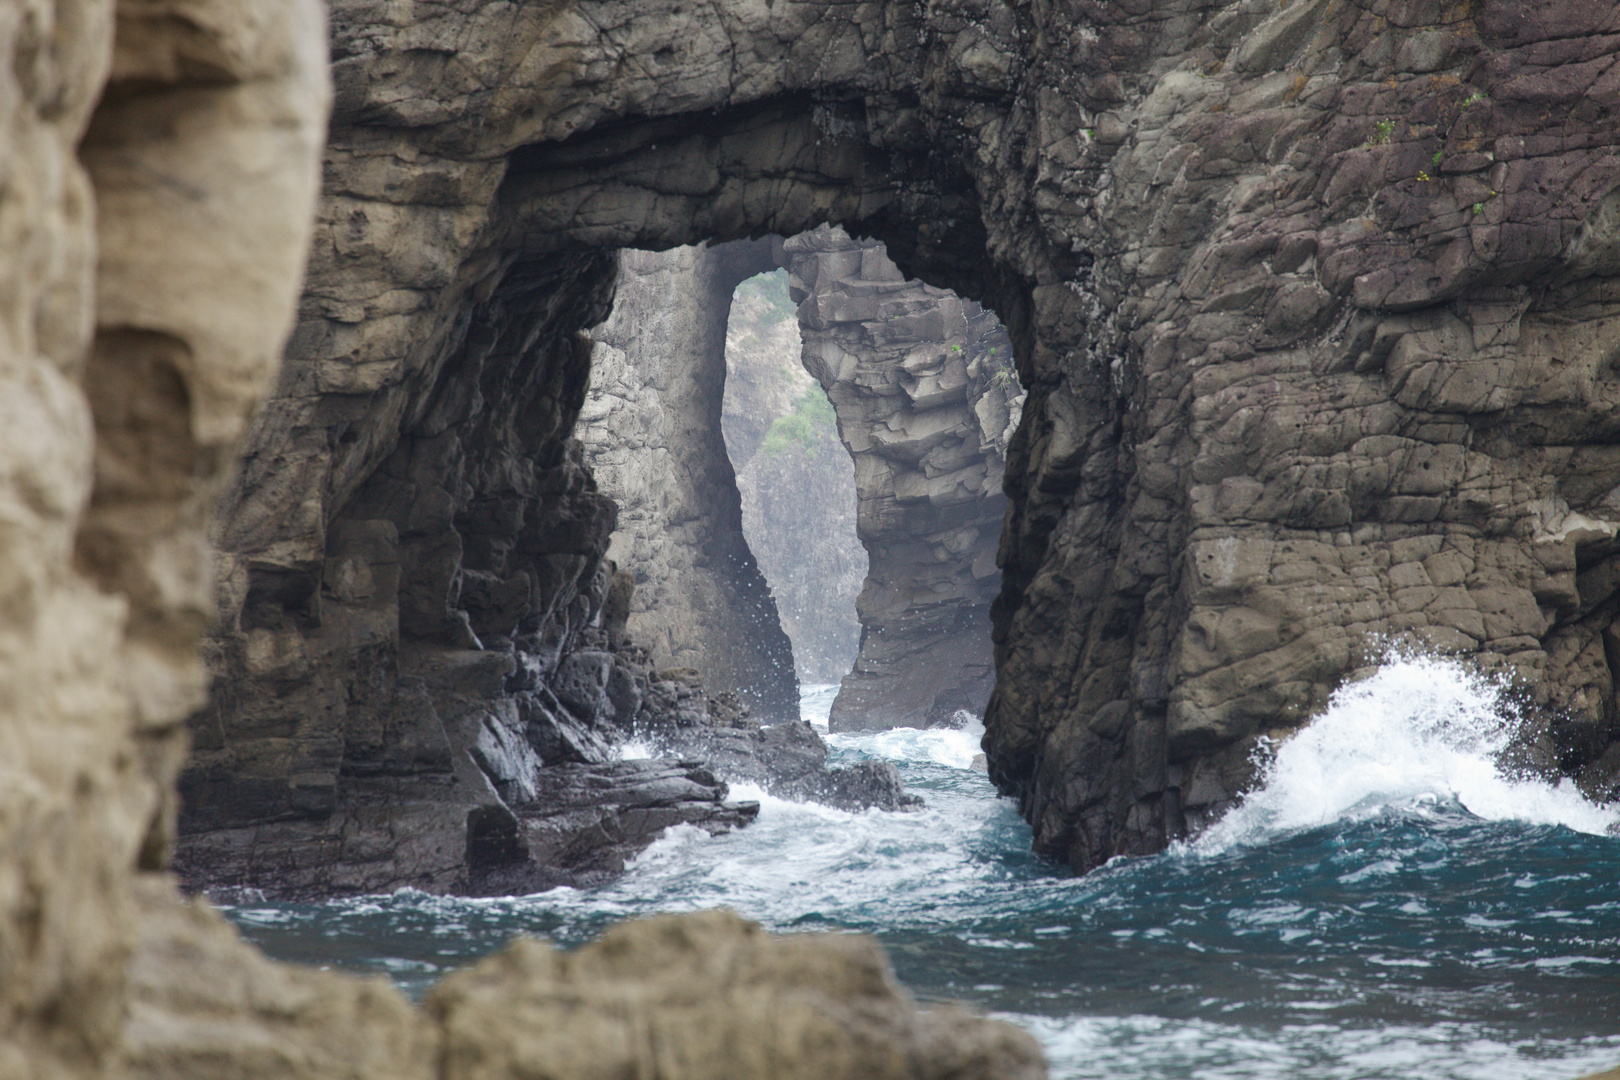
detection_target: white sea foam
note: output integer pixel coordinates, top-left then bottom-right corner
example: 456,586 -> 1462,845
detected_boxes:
799,682 -> 840,728
828,720 -> 985,770
615,737 -> 655,760
1194,655 -> 1620,853
1013,1012 -> 1620,1080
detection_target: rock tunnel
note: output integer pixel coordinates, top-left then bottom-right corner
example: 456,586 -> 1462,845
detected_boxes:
577,231 -> 1022,734
15,0 -> 1620,1073
180,0 -> 1620,892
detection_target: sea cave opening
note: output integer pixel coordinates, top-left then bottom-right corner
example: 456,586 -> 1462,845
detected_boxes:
578,230 -> 1024,739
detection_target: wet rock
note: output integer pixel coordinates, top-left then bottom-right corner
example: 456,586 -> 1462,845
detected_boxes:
466,761 -> 762,894
639,689 -> 924,812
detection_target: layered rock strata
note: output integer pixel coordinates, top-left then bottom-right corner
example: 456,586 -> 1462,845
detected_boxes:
785,228 -> 1025,731
192,0 -> 1620,879
579,242 -> 799,718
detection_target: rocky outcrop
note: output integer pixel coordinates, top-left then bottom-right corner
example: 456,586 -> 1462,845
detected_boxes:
979,0 -> 1620,870
786,228 -> 1024,731
424,909 -> 1043,1080
121,883 -> 1043,1080
726,272 -> 868,685
0,1 -> 329,1075
186,0 -> 1620,880
580,243 -> 799,717
0,5 -> 1039,1079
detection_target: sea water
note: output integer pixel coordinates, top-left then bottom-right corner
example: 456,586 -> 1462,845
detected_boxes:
223,660 -> 1620,1079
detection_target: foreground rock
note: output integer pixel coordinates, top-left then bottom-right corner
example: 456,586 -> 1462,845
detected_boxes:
0,1 -> 329,1075
121,883 -> 1046,1080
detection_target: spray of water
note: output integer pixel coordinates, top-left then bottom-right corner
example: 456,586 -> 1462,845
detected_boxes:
1194,655 -> 1620,852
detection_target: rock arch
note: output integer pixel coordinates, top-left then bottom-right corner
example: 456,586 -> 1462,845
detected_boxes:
176,0 -> 1046,894
13,0 -> 1620,1072
579,230 -> 1024,734
188,0 -> 1620,888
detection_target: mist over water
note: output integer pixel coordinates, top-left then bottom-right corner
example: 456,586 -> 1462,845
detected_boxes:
224,662 -> 1620,1080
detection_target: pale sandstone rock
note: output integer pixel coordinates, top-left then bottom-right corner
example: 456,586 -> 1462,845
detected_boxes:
0,2 -> 327,1077
426,909 -> 1045,1080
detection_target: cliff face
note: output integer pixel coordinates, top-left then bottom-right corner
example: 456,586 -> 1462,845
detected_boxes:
580,242 -> 800,718
785,228 -> 1024,731
188,0 -> 1620,878
980,0 -> 1620,869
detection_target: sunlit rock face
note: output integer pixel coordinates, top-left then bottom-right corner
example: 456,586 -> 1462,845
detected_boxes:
195,0 -> 1620,886
0,0 -> 329,1073
785,228 -> 1024,732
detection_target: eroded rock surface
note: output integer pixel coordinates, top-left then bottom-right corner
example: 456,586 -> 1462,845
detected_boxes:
121,884 -> 1042,1080
425,909 -> 1044,1080
786,228 -> 1024,731
191,0 -> 1620,879
579,242 -> 799,717
0,1 -> 328,1075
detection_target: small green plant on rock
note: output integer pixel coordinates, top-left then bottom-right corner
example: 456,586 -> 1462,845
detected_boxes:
759,389 -> 838,458
1366,118 -> 1396,147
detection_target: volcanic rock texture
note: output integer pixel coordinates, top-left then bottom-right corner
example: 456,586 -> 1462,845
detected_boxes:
580,241 -> 800,717
786,227 -> 1024,731
191,0 -> 1620,878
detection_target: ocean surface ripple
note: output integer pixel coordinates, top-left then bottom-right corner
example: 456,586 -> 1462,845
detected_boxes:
224,663 -> 1620,1080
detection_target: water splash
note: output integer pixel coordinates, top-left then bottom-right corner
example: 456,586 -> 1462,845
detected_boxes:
1195,655 -> 1620,853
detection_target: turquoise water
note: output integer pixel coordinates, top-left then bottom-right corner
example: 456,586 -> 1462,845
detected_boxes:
224,661 -> 1620,1079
